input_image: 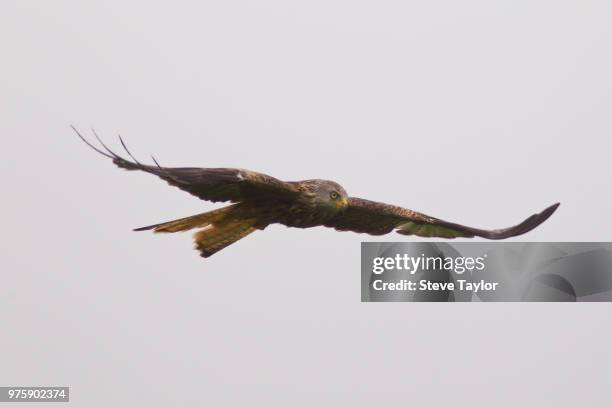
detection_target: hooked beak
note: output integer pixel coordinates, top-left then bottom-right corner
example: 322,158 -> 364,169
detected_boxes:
338,197 -> 349,208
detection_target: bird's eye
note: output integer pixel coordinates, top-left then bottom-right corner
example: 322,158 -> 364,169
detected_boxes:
330,191 -> 339,200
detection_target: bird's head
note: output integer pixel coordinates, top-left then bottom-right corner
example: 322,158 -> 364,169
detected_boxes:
310,180 -> 349,212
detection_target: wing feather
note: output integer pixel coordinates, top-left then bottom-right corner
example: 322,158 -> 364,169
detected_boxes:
74,127 -> 300,203
325,197 -> 559,239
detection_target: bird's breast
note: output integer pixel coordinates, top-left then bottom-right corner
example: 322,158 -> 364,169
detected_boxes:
276,201 -> 338,229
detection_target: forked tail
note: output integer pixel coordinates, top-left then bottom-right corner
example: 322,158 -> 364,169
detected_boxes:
134,204 -> 259,257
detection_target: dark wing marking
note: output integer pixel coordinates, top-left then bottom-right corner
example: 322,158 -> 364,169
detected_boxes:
73,127 -> 300,203
325,197 -> 559,239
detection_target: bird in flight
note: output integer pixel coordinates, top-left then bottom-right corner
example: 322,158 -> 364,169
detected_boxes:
74,127 -> 559,258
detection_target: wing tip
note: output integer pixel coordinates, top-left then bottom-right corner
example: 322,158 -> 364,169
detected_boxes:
485,201 -> 560,240
539,202 -> 561,222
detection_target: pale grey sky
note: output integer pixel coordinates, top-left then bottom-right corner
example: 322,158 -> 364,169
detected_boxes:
2,1 -> 611,406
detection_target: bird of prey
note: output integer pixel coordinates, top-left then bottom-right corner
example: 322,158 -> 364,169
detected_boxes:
74,128 -> 559,258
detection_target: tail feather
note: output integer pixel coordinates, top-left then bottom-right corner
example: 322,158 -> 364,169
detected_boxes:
194,219 -> 258,258
134,205 -> 237,233
134,204 -> 260,257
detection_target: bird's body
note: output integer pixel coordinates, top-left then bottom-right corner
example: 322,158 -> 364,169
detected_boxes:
74,127 -> 560,258
280,179 -> 349,228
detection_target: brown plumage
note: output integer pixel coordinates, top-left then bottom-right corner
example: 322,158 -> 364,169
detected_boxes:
74,127 -> 560,258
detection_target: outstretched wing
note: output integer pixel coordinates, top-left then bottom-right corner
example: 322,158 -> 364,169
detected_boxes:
74,127 -> 300,203
325,197 -> 559,239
